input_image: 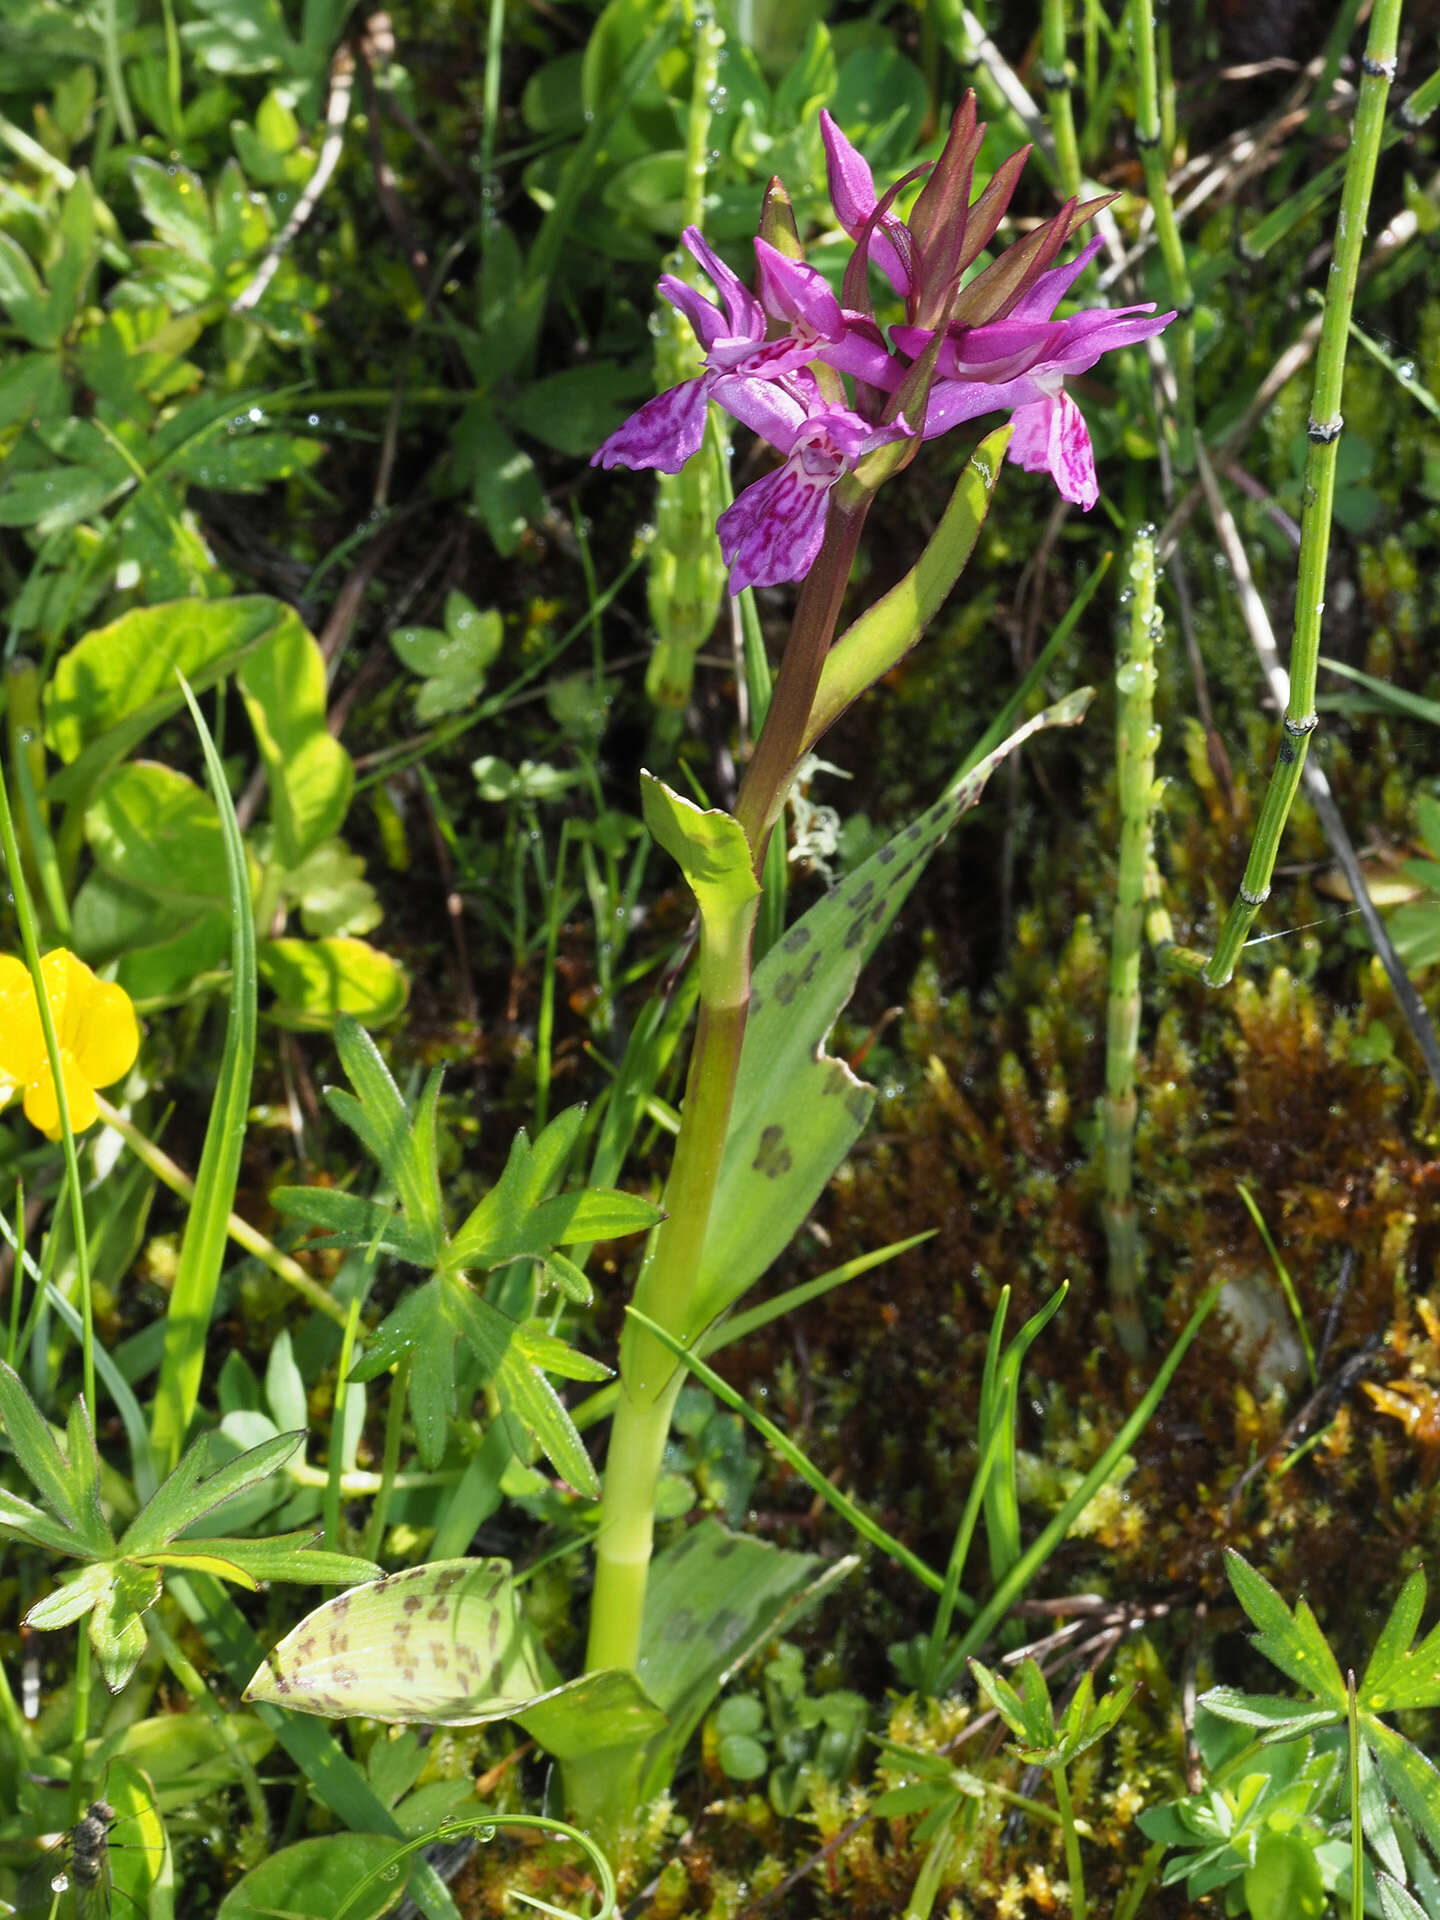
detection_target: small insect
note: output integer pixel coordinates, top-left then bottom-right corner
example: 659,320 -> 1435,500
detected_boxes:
15,1801 -> 117,1917
12,1766 -> 167,1920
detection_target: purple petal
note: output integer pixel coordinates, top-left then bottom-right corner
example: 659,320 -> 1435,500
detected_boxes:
816,319 -> 904,390
682,225 -> 765,340
819,109 -> 909,295
1040,304 -> 1178,378
921,374 -> 1043,438
591,378 -> 709,473
754,239 -> 843,339
708,373 -> 808,452
820,110 -> 878,237
661,274 -> 728,353
1006,390 -> 1098,509
718,458 -> 833,593
1008,236 -> 1105,321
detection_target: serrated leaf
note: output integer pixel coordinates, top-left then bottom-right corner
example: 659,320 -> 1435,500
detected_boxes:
1366,1716 -> 1440,1863
271,1185 -> 440,1267
25,1560 -> 112,1628
1199,1687 -> 1338,1735
1360,1568 -> 1440,1711
1224,1550 -> 1347,1710
0,1484 -> 85,1553
120,1429 -> 305,1555
170,1534 -> 381,1585
0,1359 -> 113,1554
329,1016 -> 444,1250
258,937 -> 409,1030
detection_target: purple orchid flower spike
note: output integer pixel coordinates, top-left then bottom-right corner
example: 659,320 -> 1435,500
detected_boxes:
592,229 -> 850,475
710,373 -> 910,594
892,238 -> 1177,509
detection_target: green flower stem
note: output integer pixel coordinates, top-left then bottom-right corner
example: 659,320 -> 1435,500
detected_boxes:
733,495 -> 870,860
1131,0 -> 1195,473
1042,0 -> 1081,200
92,1095 -> 347,1326
588,483 -> 875,1676
1051,1761 -> 1086,1920
0,766 -> 94,1420
1205,0 -> 1401,987
1103,529 -> 1163,1361
585,922 -> 755,1675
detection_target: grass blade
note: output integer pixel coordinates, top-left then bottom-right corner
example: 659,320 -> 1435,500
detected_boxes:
150,676 -> 258,1471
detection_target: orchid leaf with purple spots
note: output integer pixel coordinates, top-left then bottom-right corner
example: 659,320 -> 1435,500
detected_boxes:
244,1559 -> 548,1725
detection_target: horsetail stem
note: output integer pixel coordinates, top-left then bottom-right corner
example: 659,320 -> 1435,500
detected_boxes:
645,10 -> 729,725
1104,527 -> 1164,1361
1042,0 -> 1082,199
1130,0 -> 1195,474
1205,0 -> 1403,987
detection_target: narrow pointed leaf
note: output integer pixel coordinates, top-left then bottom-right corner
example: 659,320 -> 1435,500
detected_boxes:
0,1484 -> 84,1553
1224,1550 -> 1347,1710
121,1429 -> 306,1554
0,1360 -> 113,1553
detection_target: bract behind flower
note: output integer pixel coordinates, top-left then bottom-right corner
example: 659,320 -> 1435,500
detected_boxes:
0,950 -> 140,1139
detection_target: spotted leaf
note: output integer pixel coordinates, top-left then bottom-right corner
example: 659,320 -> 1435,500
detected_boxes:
243,1559 -> 548,1725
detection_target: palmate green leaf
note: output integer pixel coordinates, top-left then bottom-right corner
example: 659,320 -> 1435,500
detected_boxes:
443,1105 -> 661,1271
24,1559 -> 111,1628
158,1533 -> 380,1586
0,1483 -> 84,1553
349,1273 -> 606,1494
1360,1568 -> 1440,1711
327,1016 -> 444,1253
0,1359 -> 113,1555
120,1429 -> 306,1555
243,1560 -> 547,1724
1379,1875 -> 1437,1920
1199,1687 -> 1337,1739
1224,1550 -> 1348,1712
92,1560 -> 163,1690
1365,1717 -> 1440,1864
272,1185 -> 441,1268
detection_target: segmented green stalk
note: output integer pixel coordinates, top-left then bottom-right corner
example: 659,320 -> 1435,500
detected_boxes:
1130,0 -> 1194,473
645,10 -> 729,720
1042,0 -> 1081,199
1103,528 -> 1163,1361
1205,0 -> 1402,986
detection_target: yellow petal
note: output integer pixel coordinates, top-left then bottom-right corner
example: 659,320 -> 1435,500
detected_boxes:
40,948 -> 91,1049
0,957 -> 45,1082
24,1053 -> 99,1141
70,977 -> 139,1090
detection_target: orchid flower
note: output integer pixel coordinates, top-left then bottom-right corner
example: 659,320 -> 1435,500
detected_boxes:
593,94 -> 1177,581
890,240 -> 1177,509
711,373 -> 911,593
592,228 -> 850,474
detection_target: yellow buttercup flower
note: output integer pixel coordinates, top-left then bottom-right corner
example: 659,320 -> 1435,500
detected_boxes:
0,950 -> 140,1139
